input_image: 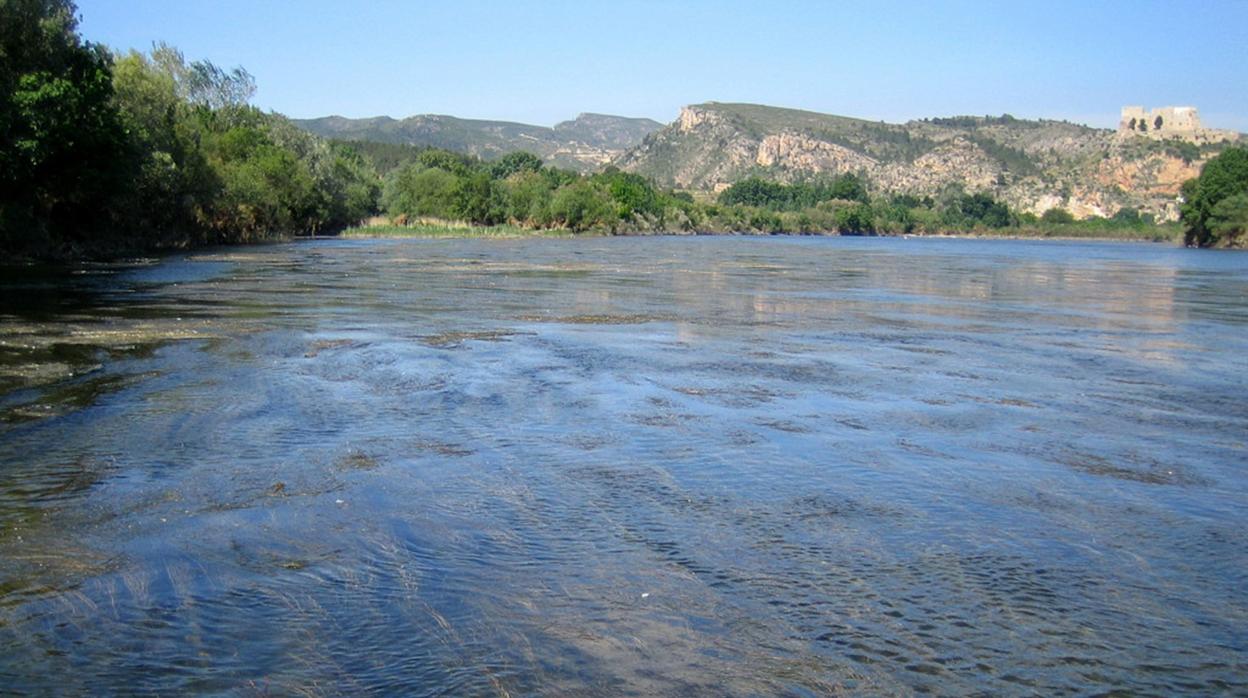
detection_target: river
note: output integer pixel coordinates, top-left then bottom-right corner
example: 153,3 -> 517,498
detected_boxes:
1,236 -> 1245,694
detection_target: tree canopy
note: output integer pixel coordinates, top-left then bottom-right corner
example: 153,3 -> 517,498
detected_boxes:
1,0 -> 129,252
0,0 -> 380,257
717,174 -> 869,210
1181,147 -> 1248,247
954,192 -> 1012,228
377,151 -> 679,232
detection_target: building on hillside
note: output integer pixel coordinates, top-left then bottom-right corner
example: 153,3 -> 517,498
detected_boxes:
1117,106 -> 1237,143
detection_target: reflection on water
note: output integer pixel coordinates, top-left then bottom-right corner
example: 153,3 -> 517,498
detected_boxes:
1,237 -> 1246,694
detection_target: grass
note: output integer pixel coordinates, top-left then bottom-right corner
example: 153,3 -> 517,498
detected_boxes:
339,217 -> 1186,244
340,221 -> 586,239
973,222 -> 1185,243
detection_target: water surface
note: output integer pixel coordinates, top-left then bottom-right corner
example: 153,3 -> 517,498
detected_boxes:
1,237 -> 1245,695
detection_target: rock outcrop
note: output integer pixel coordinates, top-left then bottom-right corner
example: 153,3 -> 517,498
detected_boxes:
616,102 -> 1244,222
755,133 -> 876,173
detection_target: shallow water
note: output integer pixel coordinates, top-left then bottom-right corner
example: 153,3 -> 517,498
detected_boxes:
1,236 -> 1245,695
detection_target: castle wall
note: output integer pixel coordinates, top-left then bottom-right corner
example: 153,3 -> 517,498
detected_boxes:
1116,105 -> 1235,142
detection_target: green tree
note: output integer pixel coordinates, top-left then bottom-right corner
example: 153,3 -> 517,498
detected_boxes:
452,171 -> 505,225
550,180 -> 612,232
383,164 -> 459,220
201,125 -> 321,239
0,0 -> 130,253
873,200 -> 916,234
416,148 -> 471,174
828,173 -> 869,203
1180,147 -> 1248,247
110,49 -> 223,240
148,42 -> 254,112
1208,194 -> 1248,243
748,210 -> 783,232
834,203 -> 874,234
323,143 -> 380,227
1040,207 -> 1075,224
0,8 -> 379,256
719,173 -> 869,212
489,151 -> 543,179
955,192 -> 1012,228
598,169 -> 660,220
501,170 -> 555,225
718,177 -> 787,208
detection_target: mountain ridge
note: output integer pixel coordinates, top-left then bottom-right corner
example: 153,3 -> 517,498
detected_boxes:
293,112 -> 663,172
293,102 -> 1243,222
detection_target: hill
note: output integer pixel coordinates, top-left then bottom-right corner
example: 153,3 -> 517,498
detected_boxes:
293,112 -> 662,172
614,102 -> 1242,221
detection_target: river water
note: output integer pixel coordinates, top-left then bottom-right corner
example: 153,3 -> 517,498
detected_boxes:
1,237 -> 1245,695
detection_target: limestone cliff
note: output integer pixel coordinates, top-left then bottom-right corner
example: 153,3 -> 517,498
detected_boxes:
616,103 -> 1243,221
755,133 -> 877,173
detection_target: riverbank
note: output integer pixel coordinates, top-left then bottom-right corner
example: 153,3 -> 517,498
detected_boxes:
338,221 -> 1186,244
340,222 -> 585,239
968,222 -> 1184,244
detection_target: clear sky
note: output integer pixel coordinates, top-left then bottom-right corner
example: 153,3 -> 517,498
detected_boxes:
77,0 -> 1248,130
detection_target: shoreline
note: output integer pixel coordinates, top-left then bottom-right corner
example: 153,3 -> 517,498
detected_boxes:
327,225 -> 1184,246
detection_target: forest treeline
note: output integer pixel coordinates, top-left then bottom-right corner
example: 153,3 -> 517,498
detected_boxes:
1,0 -> 377,258
360,141 -> 1168,240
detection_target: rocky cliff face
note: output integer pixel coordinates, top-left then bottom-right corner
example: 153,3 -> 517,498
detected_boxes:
876,138 -> 999,194
755,133 -> 876,173
616,103 -> 1242,221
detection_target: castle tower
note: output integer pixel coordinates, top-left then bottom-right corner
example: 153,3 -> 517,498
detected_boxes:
1120,106 -> 1146,131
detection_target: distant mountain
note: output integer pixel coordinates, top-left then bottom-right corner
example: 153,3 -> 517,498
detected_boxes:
296,102 -> 1243,221
614,102 -> 1242,221
293,112 -> 662,172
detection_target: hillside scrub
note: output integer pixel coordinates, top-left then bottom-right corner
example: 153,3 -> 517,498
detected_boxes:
291,112 -> 662,173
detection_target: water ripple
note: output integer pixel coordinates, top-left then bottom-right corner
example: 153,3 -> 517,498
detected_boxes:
1,237 -> 1246,694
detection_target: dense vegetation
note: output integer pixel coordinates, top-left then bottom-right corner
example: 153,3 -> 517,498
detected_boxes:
1180,147 -> 1248,247
1,0 -> 378,258
1,0 -> 125,255
351,145 -> 1175,241
717,175 -> 869,209
377,148 -> 694,233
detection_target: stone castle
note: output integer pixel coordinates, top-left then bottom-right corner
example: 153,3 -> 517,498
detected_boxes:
1118,106 -> 1237,143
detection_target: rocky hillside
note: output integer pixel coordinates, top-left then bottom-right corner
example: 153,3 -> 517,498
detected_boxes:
294,112 -> 661,172
615,103 -> 1243,221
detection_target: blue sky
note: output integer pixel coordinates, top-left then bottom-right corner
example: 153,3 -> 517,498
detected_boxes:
77,0 -> 1248,130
